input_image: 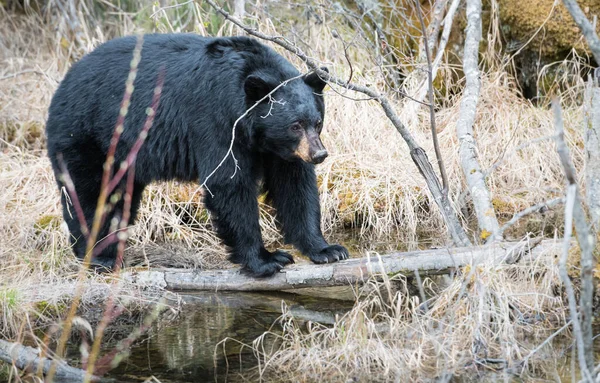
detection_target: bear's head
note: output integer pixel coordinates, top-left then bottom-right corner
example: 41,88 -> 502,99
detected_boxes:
244,68 -> 329,165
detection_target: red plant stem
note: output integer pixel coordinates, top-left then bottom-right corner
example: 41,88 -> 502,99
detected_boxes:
84,71 -> 164,382
114,165 -> 136,270
106,70 -> 165,195
48,36 -> 145,383
101,37 -> 144,189
92,299 -> 166,376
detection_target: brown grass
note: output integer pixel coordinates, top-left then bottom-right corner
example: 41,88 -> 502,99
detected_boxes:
248,242 -> 567,382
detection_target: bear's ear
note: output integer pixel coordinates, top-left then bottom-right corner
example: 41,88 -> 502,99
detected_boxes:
244,75 -> 275,102
304,67 -> 329,93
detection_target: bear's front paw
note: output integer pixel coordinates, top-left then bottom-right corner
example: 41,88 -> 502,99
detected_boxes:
308,244 -> 349,264
243,249 -> 294,278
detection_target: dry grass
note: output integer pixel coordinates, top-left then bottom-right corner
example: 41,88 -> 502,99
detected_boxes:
0,1 -> 589,379
248,242 -> 567,382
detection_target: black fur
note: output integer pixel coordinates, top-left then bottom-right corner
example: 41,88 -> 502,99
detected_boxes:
45,34 -> 349,277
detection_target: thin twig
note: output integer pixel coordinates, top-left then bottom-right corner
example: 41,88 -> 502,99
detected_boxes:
553,99 -> 595,380
484,134 -> 556,177
415,0 -> 449,193
149,0 -> 194,19
499,197 -> 566,235
57,155 -> 89,237
332,30 -> 354,85
0,69 -> 46,81
521,319 -> 572,366
199,73 -> 305,196
105,69 -> 166,195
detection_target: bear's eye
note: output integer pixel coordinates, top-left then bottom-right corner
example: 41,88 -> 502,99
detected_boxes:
290,123 -> 303,133
316,120 -> 323,133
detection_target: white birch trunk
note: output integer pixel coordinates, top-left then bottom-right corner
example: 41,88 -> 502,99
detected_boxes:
233,0 -> 245,18
585,79 -> 600,232
455,0 -> 501,241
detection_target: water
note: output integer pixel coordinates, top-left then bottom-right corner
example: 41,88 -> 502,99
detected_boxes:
100,291 -> 354,382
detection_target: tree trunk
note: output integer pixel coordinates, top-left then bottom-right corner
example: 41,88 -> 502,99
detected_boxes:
456,0 -> 501,242
585,78 -> 600,231
123,240 -> 557,292
0,339 -> 103,382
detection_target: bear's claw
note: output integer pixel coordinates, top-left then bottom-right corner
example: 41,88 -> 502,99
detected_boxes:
308,244 -> 349,264
243,249 -> 295,278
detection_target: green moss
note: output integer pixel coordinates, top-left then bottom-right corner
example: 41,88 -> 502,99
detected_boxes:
0,362 -> 10,381
35,300 -> 68,317
34,214 -> 60,232
498,0 -> 600,61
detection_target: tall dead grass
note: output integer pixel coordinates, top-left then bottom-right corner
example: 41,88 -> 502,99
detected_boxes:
249,241 -> 567,382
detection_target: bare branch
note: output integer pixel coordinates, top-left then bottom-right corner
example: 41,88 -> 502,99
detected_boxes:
415,0 -> 449,193
432,0 -> 460,75
553,98 -> 596,377
456,0 -> 501,241
402,0 -> 458,124
199,73 -> 305,196
499,196 -> 566,235
562,0 -> 600,64
558,185 -> 592,381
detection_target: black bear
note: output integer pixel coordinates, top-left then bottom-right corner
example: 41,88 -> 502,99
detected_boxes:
46,34 -> 349,277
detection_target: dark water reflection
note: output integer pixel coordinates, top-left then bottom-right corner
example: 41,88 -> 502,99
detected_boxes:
103,291 -> 353,382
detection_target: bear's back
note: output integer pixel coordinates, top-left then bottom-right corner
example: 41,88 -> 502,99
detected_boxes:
45,33 -> 304,183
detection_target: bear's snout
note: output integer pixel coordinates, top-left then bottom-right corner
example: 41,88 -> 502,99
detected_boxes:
308,133 -> 328,164
311,149 -> 328,164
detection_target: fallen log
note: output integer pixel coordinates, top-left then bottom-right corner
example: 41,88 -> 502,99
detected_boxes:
0,339 -> 106,382
124,239 -> 560,292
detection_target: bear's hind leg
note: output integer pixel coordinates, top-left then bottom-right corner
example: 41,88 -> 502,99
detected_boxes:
56,157 -> 145,271
91,183 -> 146,271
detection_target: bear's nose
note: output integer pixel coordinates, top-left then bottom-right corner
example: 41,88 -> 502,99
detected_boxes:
311,150 -> 328,164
